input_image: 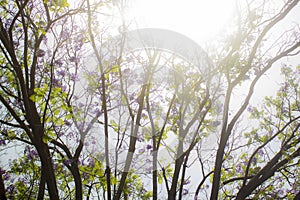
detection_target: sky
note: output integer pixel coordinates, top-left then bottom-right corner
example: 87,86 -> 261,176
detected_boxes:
122,0 -> 300,105
125,0 -> 237,45
1,0 -> 299,198
120,2 -> 300,196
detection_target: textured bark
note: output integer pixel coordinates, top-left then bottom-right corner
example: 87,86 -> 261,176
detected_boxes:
35,140 -> 59,199
0,172 -> 7,200
210,1 -> 300,199
70,163 -> 83,200
168,142 -> 184,200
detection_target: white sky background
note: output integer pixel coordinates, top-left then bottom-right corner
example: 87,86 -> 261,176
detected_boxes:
125,0 -> 237,45
1,1 -> 299,198
122,0 -> 299,101
120,1 -> 300,197
120,0 -> 300,122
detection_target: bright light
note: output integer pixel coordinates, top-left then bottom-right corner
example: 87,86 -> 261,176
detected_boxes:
126,0 -> 236,44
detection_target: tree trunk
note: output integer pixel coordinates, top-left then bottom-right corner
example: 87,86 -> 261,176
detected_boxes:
210,135 -> 227,200
0,171 -> 7,200
35,141 -> 59,199
70,163 -> 83,200
168,141 -> 184,200
37,169 -> 45,199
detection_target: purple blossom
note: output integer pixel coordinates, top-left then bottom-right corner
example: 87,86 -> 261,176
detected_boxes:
61,85 -> 67,92
251,157 -> 257,165
210,121 -> 221,127
171,107 -> 178,115
280,82 -> 289,93
87,157 -> 95,167
57,131 -> 64,137
64,120 -> 72,127
146,144 -> 152,150
184,179 -> 191,185
28,150 -> 38,160
69,56 -> 78,63
278,189 -> 284,195
236,164 -> 243,174
24,145 -> 30,153
7,184 -> 15,195
42,35 -> 47,42
82,172 -> 89,179
53,163 -> 58,170
70,73 -> 78,82
63,159 -> 72,166
92,108 -> 102,116
3,173 -> 10,181
78,102 -> 84,108
55,59 -> 63,66
247,106 -> 254,113
141,112 -> 148,118
138,148 -> 145,154
182,189 -> 189,195
52,77 -> 60,87
75,42 -> 83,51
254,67 -> 260,75
57,70 -> 66,77
257,149 -> 264,156
67,131 -> 74,138
36,49 -> 46,57
0,140 -> 6,145
146,166 -> 153,173
77,159 -> 83,165
61,30 -> 70,40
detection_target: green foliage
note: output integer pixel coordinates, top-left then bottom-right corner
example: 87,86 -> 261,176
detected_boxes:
1,0 -> 299,199
6,153 -> 41,199
220,64 -> 300,198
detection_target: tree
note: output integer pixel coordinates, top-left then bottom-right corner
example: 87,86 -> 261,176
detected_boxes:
0,0 -> 98,199
0,0 -> 299,199
209,1 -> 300,199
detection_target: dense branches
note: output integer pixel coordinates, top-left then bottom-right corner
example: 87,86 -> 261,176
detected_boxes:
0,0 -> 299,199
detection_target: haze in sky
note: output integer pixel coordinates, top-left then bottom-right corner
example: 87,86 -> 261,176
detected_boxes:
126,0 -> 236,44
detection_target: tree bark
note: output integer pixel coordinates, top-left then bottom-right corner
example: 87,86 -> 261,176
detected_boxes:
0,171 -> 7,200
70,163 -> 83,200
168,141 -> 184,200
37,169 -> 45,199
34,138 -> 59,199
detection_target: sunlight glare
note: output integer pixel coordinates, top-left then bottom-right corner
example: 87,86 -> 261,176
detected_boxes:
127,0 -> 236,43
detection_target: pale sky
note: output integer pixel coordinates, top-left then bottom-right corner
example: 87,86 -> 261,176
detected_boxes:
125,0 -> 236,44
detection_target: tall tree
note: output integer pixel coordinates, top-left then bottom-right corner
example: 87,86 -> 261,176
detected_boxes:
0,0 -> 299,199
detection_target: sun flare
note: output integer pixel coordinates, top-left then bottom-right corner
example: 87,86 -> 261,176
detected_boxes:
126,0 -> 236,43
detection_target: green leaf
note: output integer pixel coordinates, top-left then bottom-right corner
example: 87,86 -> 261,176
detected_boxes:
54,0 -> 69,7
7,130 -> 16,139
53,109 -> 60,116
42,135 -> 52,143
111,65 -> 120,73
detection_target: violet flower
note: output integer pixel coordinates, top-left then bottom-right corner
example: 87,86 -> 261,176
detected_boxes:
36,49 -> 46,57
146,144 -> 152,150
